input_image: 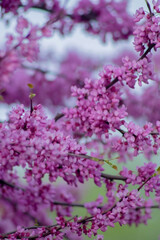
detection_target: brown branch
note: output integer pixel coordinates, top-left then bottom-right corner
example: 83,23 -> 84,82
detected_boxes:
19,4 -> 99,22
53,201 -> 88,208
0,223 -> 58,239
23,64 -> 50,74
2,201 -> 159,239
138,43 -> 155,61
22,64 -> 66,78
105,77 -> 119,90
137,176 -> 152,191
53,201 -> 160,210
68,152 -> 118,170
54,112 -> 160,137
137,205 -> 159,210
20,4 -> 53,13
1,216 -> 76,239
101,173 -> 126,181
30,98 -> 33,114
1,174 -> 155,239
0,179 -> 24,191
55,113 -> 65,122
145,0 -> 153,16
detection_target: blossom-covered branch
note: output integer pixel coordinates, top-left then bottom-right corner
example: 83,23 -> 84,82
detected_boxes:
1,0 -> 160,239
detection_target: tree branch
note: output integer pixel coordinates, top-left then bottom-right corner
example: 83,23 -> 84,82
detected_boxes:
137,176 -> 152,191
55,113 -> 65,122
0,179 -> 24,190
101,173 -> 126,181
1,216 -> 76,239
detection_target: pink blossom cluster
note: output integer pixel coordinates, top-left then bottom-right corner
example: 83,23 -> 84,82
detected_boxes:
0,50 -> 20,83
64,76 -> 127,138
72,0 -> 133,42
0,173 -> 81,233
0,0 -> 133,42
63,1 -> 160,163
0,188 -> 152,239
120,162 -> 157,186
124,80 -> 160,124
120,163 -> 160,200
0,104 -> 103,186
0,51 -> 98,108
121,55 -> 154,88
1,103 -> 159,239
0,0 -> 21,14
134,2 -> 160,54
0,16 -> 52,95
111,49 -> 160,124
1,0 -> 160,239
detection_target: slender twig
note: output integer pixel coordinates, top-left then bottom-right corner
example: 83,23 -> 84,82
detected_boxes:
0,179 -> 24,191
138,43 -> 155,61
1,174 -> 155,239
137,176 -> 152,191
30,98 -> 33,114
22,65 -> 66,79
145,0 -> 153,16
23,65 -> 51,74
1,216 -> 76,239
55,113 -> 65,121
54,112 -> 160,137
137,205 -> 159,210
44,202 -> 160,211
53,201 -> 86,208
1,223 -> 59,239
68,152 -> 118,170
78,174 -> 153,224
101,173 -> 126,181
105,77 -> 119,90
19,4 -> 99,22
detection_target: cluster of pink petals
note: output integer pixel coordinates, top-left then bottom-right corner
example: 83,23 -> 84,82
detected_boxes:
72,0 -> 133,42
0,104 -> 103,186
1,1 -> 160,239
64,75 -> 127,138
134,1 -> 160,54
120,162 -> 157,185
121,56 -> 154,88
0,0 -> 21,14
0,50 -> 20,83
0,189 -> 152,239
124,83 -> 160,124
0,51 -> 98,108
0,0 -> 133,42
0,172 -> 82,234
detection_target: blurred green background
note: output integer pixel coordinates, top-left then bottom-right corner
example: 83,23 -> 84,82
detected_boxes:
74,154 -> 160,240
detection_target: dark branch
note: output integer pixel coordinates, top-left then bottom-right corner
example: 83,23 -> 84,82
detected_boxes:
138,43 -> 155,61
137,176 -> 152,191
54,113 -> 65,122
145,0 -> 153,16
0,179 -> 24,190
101,173 -> 126,181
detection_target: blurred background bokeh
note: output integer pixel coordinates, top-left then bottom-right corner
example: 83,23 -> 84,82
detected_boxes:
1,0 -> 160,239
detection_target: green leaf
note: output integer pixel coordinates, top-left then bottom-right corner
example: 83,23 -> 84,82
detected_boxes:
27,83 -> 34,89
104,159 -> 118,171
0,95 -> 4,101
156,166 -> 160,175
29,93 -> 36,99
